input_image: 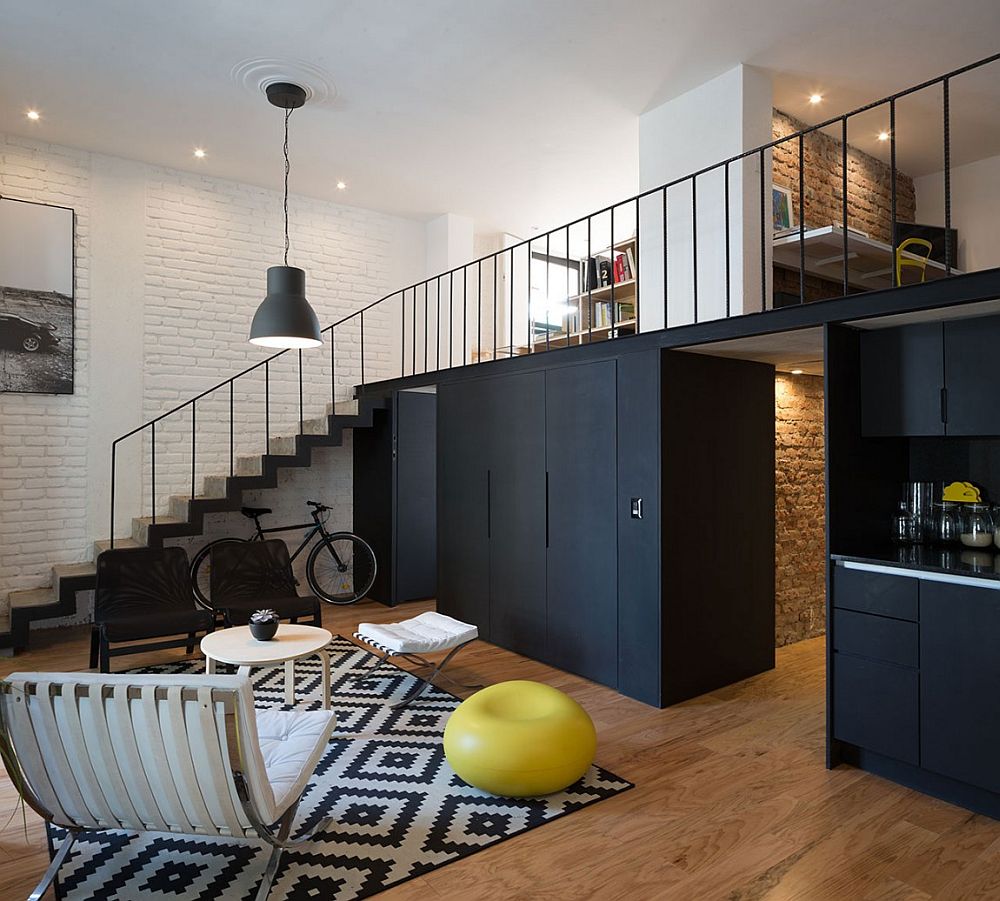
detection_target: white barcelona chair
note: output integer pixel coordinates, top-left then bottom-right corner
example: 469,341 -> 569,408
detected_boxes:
0,671 -> 335,901
354,611 -> 480,708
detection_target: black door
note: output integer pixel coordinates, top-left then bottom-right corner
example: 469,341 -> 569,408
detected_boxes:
860,322 -> 944,437
944,316 -> 1000,436
437,380 -> 491,637
486,371 -> 547,660
394,391 -> 437,603
545,361 -> 618,685
920,580 -> 1000,794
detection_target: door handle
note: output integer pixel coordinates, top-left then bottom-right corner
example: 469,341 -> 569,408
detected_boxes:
545,471 -> 549,549
487,469 -> 492,539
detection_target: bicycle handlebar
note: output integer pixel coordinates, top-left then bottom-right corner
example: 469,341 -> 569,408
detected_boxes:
307,500 -> 330,512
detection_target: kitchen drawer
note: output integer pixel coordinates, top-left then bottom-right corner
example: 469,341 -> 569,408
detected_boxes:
833,652 -> 919,765
833,565 -> 918,621
833,608 -> 918,668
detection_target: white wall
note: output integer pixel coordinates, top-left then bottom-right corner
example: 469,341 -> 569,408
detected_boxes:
638,65 -> 772,329
914,152 -> 1000,273
0,131 -> 426,612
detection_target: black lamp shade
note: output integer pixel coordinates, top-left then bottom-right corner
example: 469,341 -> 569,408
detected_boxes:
249,266 -> 322,348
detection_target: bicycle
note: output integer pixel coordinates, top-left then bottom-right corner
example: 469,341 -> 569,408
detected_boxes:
190,500 -> 377,607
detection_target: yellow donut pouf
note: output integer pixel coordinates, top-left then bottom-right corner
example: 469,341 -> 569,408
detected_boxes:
443,680 -> 596,797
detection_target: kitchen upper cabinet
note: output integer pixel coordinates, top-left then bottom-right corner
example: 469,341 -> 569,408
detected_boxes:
920,580 -> 1000,795
860,322 -> 944,437
943,317 -> 1000,436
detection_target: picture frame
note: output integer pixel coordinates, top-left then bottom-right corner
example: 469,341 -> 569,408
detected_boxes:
0,196 -> 75,394
772,184 -> 796,232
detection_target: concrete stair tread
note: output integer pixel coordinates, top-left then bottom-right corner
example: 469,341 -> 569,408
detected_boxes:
133,515 -> 184,526
94,537 -> 143,555
53,562 -> 97,579
10,587 -> 56,609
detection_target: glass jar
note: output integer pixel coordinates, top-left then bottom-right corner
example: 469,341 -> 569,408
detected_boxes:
935,501 -> 962,546
959,502 -> 995,549
891,501 -> 916,544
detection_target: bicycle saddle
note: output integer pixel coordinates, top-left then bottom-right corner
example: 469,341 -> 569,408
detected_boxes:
241,506 -> 272,518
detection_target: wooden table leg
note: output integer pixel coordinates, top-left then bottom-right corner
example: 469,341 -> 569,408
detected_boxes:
318,649 -> 331,710
284,658 -> 296,706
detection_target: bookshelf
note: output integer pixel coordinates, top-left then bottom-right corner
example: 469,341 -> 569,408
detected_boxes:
531,234 -> 638,351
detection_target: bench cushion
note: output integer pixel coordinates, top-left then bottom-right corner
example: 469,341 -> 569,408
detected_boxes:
357,611 -> 478,654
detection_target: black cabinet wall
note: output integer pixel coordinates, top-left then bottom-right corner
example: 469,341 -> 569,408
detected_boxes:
353,390 -> 437,606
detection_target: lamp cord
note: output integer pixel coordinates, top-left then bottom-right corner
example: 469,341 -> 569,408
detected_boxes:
283,106 -> 292,267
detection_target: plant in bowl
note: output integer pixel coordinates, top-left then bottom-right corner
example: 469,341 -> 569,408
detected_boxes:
249,609 -> 280,641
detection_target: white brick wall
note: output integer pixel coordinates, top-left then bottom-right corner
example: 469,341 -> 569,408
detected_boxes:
0,131 -> 425,618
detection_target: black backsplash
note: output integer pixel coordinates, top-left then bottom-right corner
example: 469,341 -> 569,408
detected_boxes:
908,437 -> 1000,503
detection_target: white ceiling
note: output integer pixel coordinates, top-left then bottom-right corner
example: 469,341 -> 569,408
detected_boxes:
1,1 -> 998,237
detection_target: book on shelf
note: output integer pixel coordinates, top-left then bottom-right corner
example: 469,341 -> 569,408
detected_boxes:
598,259 -> 612,287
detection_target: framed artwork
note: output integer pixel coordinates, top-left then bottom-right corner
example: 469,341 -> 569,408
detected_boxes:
772,185 -> 796,232
0,196 -> 75,394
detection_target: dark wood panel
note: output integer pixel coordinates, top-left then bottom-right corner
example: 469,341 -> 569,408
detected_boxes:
833,652 -> 919,765
353,405 -> 393,604
660,350 -> 775,705
394,391 -> 437,604
437,380 -> 491,637
832,608 -> 917,668
921,580 -> 1000,794
860,322 -> 944,437
616,350 -> 662,706
944,315 -> 1000,436
832,566 -> 918,621
487,371 -> 547,661
545,360 -> 618,687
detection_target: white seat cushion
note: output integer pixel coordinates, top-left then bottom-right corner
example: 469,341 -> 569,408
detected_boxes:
255,707 -> 336,821
357,611 -> 478,655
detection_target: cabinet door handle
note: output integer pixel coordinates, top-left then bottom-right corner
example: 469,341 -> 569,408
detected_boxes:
940,387 -> 948,424
545,471 -> 550,549
487,469 -> 492,539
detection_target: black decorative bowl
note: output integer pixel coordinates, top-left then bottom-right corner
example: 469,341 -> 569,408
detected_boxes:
249,620 -> 279,641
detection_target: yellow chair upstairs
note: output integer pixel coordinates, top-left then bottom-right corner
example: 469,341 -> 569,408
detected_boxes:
896,236 -> 934,285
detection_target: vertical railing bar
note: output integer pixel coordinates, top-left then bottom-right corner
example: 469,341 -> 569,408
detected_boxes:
759,148 -> 767,313
527,239 -> 534,352
449,274 -> 454,368
330,326 -> 336,409
477,260 -> 482,363
662,188 -> 668,328
890,98 -> 897,288
423,282 -> 428,374
842,117 -> 849,297
401,289 -> 406,378
150,421 -> 156,524
509,247 -> 515,357
545,232 -> 551,352
493,256 -> 497,361
634,198 -> 640,332
463,267 -> 467,365
110,442 -> 116,549
360,311 -> 366,387
411,288 -> 416,376
799,133 -> 806,305
611,205 -> 617,334
565,227 -> 572,345
298,348 -> 304,434
724,162 -> 731,317
265,360 -> 270,454
436,277 -> 441,371
588,216 -> 594,343
943,77 -> 952,275
190,399 -> 196,500
690,180 -> 698,324
229,380 -> 234,478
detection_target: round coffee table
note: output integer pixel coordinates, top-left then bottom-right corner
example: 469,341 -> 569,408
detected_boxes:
201,624 -> 333,709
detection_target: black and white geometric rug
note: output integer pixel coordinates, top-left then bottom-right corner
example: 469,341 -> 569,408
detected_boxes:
50,636 -> 632,900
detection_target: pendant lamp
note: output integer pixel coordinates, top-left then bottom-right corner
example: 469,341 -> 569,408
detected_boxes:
249,82 -> 322,348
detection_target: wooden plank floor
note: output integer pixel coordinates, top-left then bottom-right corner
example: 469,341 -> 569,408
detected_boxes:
2,600 -> 999,900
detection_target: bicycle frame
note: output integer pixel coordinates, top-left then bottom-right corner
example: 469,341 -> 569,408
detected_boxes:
249,511 -> 345,568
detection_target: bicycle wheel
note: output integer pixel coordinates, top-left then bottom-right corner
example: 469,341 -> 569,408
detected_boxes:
190,537 -> 247,608
306,532 -> 377,605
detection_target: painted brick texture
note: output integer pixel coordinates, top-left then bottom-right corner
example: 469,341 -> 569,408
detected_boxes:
774,373 -> 826,646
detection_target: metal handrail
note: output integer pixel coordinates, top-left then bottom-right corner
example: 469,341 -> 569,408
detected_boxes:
109,51 -> 1000,546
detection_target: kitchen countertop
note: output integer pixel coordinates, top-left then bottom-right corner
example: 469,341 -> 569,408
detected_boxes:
832,545 -> 1000,583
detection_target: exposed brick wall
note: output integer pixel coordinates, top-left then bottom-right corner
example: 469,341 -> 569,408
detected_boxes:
775,373 -> 826,646
772,110 -> 915,245
0,131 -> 422,618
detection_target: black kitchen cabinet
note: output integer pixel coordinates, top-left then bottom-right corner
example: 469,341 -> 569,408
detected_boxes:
486,372 -> 547,660
545,361 -> 618,686
860,322 -> 944,437
354,390 -> 437,606
943,316 -> 1000,436
920,580 -> 1000,795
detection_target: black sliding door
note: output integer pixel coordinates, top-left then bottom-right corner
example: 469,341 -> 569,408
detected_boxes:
545,361 -> 618,685
437,380 -> 491,636
394,391 -> 437,603
487,371 -> 547,660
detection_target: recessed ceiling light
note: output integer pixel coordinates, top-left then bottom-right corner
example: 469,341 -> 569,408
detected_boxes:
790,368 -> 805,375
809,93 -> 823,105
336,180 -> 347,190
877,131 -> 890,142
193,147 -> 207,159
26,109 -> 40,121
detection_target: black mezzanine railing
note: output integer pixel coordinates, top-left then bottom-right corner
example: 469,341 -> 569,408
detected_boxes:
109,51 -> 1000,546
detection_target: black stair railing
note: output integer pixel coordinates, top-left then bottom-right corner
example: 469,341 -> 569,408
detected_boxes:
109,51 -> 999,547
